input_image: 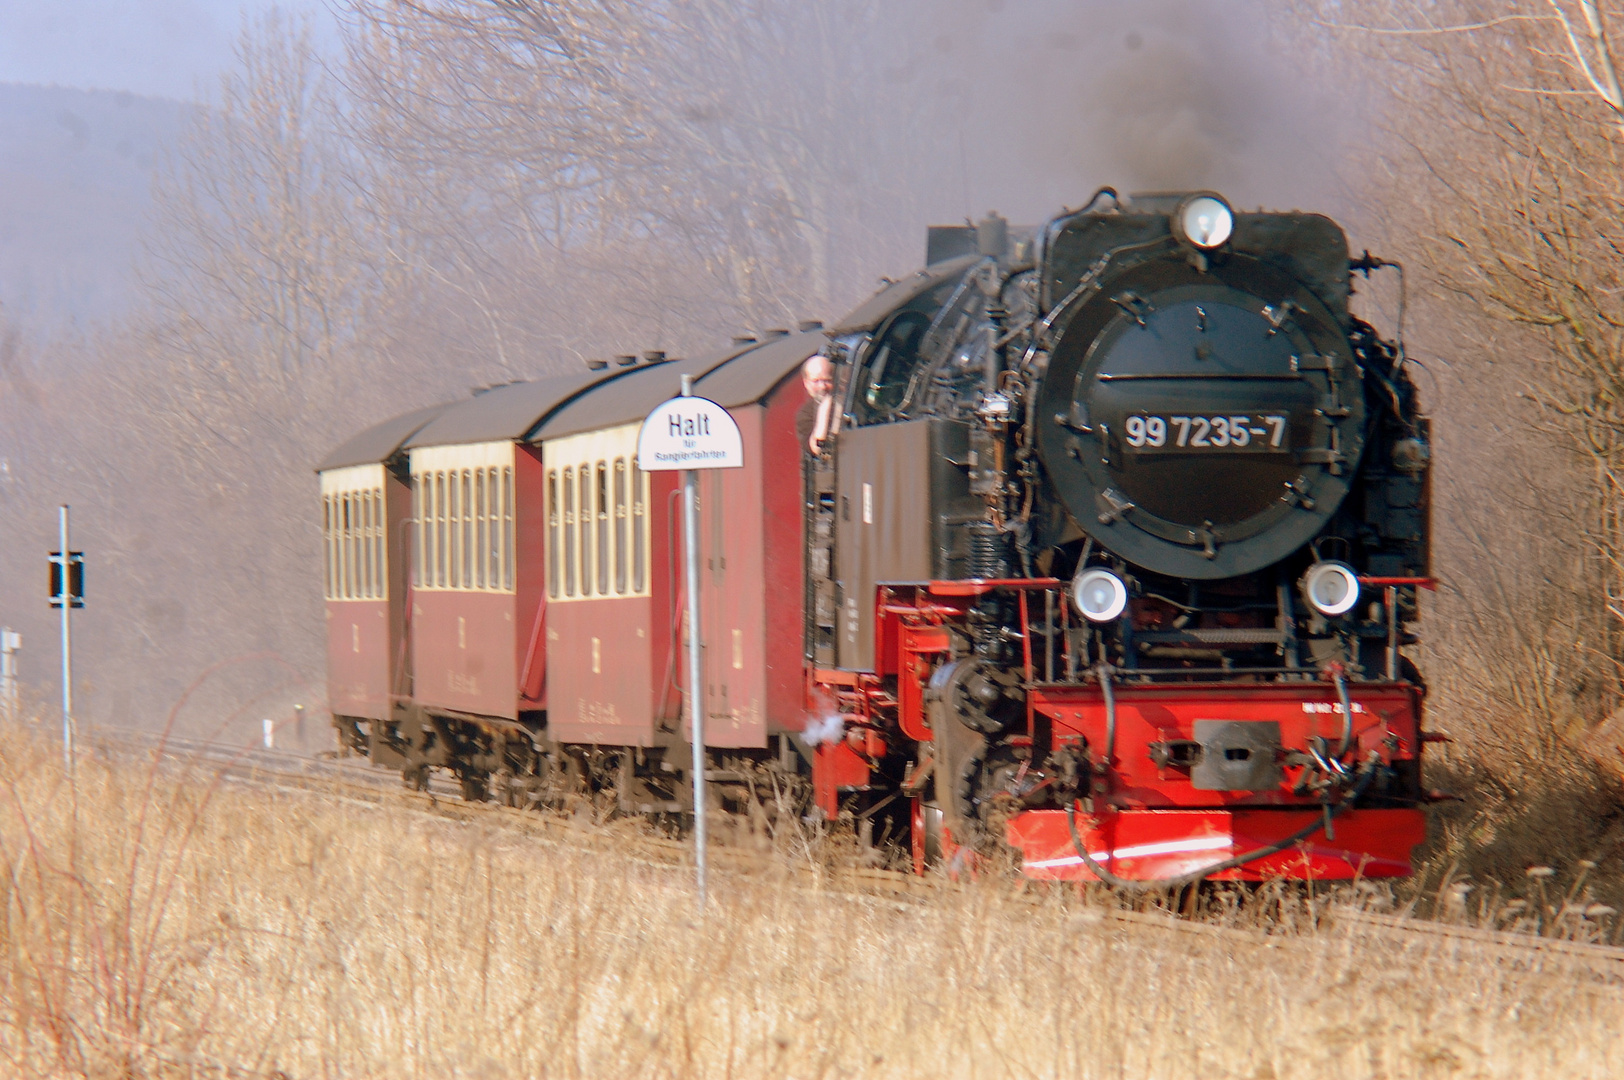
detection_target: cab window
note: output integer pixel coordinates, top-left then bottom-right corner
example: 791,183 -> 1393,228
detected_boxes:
854,310 -> 931,423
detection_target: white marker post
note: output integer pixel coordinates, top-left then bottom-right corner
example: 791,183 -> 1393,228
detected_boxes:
0,629 -> 20,722
48,507 -> 83,773
637,376 -> 744,909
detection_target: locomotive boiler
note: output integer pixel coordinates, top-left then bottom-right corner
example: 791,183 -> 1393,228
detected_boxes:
321,189 -> 1433,884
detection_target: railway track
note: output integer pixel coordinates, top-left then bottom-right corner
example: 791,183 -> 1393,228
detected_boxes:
85,724 -> 1624,979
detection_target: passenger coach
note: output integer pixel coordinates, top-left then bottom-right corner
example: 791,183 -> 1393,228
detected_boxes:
320,330 -> 824,804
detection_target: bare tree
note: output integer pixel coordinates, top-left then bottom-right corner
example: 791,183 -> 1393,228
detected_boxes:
340,0 -> 936,341
1309,1 -> 1624,742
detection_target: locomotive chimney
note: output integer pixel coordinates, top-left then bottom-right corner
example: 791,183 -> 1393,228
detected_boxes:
976,211 -> 1009,261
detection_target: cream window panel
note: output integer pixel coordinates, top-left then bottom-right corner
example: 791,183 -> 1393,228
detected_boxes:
321,465 -> 389,601
409,442 -> 517,593
540,423 -> 649,602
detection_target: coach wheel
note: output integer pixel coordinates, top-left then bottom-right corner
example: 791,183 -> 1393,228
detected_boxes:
401,764 -> 429,792
458,769 -> 491,802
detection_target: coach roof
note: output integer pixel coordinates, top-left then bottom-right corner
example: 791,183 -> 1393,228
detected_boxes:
692,329 -> 826,408
316,401 -> 454,472
401,372 -> 611,450
531,341 -> 752,441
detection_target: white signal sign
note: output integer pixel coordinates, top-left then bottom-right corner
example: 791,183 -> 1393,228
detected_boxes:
637,396 -> 744,471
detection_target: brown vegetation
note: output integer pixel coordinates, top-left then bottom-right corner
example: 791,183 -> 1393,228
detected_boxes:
1293,0 -> 1624,893
5,7 -> 1624,1057
2,722 -> 1622,1080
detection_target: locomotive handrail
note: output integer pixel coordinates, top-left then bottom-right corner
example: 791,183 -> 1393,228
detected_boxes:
1359,576 -> 1437,590
927,577 -> 1061,596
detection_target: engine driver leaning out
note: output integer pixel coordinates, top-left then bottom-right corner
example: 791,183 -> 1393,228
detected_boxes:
794,353 -> 839,455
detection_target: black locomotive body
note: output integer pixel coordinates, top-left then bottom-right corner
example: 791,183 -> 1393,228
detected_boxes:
805,190 -> 1431,880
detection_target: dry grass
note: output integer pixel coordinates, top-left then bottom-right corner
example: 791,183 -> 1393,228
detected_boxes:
1,723 -> 1622,1080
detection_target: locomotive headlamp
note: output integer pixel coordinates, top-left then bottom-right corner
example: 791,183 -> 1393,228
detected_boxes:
1302,561 -> 1361,618
1175,194 -> 1234,250
1073,568 -> 1129,623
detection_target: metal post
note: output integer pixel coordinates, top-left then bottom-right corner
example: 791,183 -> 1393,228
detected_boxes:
58,505 -> 72,771
680,373 -> 708,909
0,629 -> 18,721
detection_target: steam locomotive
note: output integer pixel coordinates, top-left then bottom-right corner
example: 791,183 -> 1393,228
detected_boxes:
320,189 -> 1432,883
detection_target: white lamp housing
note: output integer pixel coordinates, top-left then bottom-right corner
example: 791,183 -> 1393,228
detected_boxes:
1073,568 -> 1129,623
1302,561 -> 1361,617
1175,193 -> 1234,250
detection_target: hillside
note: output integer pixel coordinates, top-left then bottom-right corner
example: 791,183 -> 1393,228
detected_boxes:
0,82 -> 188,333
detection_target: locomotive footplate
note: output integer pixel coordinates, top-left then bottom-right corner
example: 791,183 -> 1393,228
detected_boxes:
1002,679 -> 1428,882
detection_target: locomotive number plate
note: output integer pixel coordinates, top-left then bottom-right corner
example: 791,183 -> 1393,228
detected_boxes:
1124,414 -> 1288,451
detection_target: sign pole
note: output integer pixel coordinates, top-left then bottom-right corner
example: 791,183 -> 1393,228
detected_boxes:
636,372 -> 743,911
679,374 -> 708,909
58,505 -> 72,772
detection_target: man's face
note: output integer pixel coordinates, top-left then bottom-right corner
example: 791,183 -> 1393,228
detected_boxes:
803,359 -> 834,401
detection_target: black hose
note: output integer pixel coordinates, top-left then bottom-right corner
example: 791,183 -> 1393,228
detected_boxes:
1063,760 -> 1377,890
1332,666 -> 1354,760
1097,663 -> 1116,779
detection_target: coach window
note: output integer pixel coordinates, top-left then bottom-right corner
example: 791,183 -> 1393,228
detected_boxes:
632,462 -> 646,593
446,471 -> 458,589
462,469 -> 474,588
444,471 -> 457,589
503,467 -> 514,591
595,461 -> 609,595
474,469 -> 487,589
367,491 -> 379,598
461,471 -> 473,589
547,470 -> 560,597
339,494 -> 351,599
362,491 -> 371,597
579,462 -> 593,597
425,475 -> 435,587
410,477 -> 419,587
321,496 -> 332,599
333,494 -> 343,599
434,472 -> 447,589
367,490 -> 376,597
487,468 -> 500,589
356,492 -> 365,598
422,477 -> 435,584
427,475 -> 437,589
481,469 -> 493,590
373,489 -> 383,597
563,467 -> 577,597
613,459 -> 628,594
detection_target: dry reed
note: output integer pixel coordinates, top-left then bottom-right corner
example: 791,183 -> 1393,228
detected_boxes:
0,722 -> 1620,1080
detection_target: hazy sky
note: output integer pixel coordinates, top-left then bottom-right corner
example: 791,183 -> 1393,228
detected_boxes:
0,0 -> 331,100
